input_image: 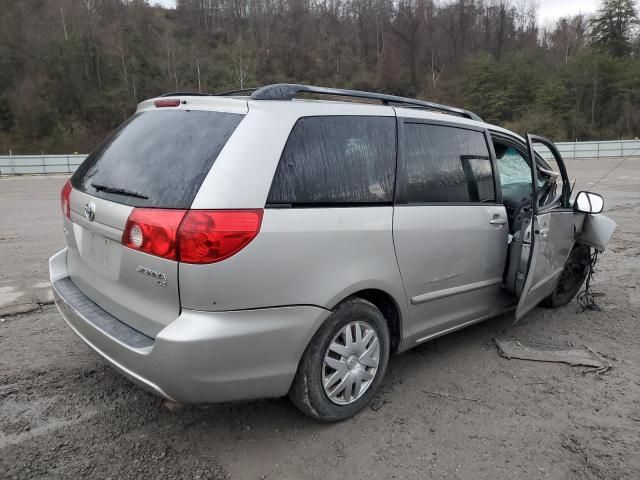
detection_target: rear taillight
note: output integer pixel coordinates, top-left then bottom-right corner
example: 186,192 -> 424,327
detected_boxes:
122,209 -> 186,261
60,180 -> 72,219
178,210 -> 263,264
121,209 -> 263,264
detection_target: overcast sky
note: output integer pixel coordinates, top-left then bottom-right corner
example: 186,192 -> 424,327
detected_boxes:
536,0 -> 599,24
150,0 -> 602,22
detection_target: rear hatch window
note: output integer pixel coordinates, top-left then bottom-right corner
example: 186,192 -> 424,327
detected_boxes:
71,109 -> 244,208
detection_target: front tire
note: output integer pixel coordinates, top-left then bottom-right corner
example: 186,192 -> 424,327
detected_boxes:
289,297 -> 390,422
542,244 -> 591,308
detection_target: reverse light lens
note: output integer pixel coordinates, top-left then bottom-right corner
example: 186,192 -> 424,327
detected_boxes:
179,210 -> 263,264
129,224 -> 144,247
60,179 -> 72,219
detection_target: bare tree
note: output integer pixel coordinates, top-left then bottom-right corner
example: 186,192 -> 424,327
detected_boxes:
232,36 -> 251,89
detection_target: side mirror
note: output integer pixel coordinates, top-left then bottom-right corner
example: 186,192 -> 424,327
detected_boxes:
574,191 -> 604,214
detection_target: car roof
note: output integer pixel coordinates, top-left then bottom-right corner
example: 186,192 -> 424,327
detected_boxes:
139,89 -> 524,143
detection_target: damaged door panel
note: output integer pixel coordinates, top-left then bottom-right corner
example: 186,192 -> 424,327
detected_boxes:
514,134 -> 575,321
515,211 -> 577,320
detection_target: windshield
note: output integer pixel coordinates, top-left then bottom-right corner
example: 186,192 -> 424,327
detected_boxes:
72,109 -> 244,208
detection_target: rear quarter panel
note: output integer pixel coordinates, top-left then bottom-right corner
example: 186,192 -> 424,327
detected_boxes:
179,207 -> 407,318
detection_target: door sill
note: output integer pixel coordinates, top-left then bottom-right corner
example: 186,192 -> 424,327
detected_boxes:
414,305 -> 516,345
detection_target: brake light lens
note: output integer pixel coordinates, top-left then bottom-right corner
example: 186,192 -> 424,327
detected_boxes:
60,179 -> 72,219
122,209 -> 186,260
179,210 -> 263,264
154,99 -> 181,108
121,209 -> 263,264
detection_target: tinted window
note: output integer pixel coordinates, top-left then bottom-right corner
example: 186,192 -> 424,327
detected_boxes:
72,110 -> 244,208
267,116 -> 396,205
402,123 -> 495,203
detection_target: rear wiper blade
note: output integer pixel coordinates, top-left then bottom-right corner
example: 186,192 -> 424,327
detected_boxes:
91,183 -> 149,199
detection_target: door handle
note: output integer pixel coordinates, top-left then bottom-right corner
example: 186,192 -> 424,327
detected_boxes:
489,217 -> 507,225
537,227 -> 550,238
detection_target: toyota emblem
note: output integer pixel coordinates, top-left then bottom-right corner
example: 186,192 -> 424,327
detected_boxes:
84,202 -> 96,222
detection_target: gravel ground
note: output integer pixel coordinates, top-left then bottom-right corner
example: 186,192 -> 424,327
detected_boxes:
1,158 -> 639,479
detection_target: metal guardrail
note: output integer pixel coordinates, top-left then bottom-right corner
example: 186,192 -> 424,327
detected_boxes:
0,154 -> 86,176
1,139 -> 639,176
539,139 -> 640,160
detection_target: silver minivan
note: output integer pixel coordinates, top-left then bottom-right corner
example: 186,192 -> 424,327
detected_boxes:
50,84 -> 616,421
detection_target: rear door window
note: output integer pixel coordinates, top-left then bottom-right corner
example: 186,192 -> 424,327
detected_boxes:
72,110 -> 244,208
267,116 -> 396,205
400,123 -> 495,204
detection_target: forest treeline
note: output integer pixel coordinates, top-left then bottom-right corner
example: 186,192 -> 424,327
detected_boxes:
1,0 -> 639,154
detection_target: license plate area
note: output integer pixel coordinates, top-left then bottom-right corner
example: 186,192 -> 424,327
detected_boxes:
74,224 -> 122,279
89,231 -> 110,264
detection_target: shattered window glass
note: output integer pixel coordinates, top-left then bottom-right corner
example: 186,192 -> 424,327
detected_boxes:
402,123 -> 495,203
496,147 -> 534,186
267,116 -> 396,205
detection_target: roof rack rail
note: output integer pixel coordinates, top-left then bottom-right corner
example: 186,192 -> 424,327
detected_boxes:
214,87 -> 260,96
159,91 -> 213,97
159,88 -> 259,98
249,84 -> 483,122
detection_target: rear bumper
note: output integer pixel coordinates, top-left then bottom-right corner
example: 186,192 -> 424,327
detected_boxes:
49,248 -> 330,404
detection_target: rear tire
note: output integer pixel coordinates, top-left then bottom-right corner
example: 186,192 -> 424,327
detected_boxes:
542,244 -> 591,308
289,297 -> 390,422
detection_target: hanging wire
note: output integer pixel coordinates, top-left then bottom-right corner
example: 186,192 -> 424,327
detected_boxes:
577,250 -> 605,312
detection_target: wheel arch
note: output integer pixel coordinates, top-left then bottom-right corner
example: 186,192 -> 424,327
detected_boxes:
330,289 -> 404,353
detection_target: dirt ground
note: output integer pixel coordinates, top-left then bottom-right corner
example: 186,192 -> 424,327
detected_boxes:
1,158 -> 639,480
